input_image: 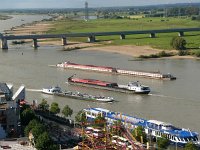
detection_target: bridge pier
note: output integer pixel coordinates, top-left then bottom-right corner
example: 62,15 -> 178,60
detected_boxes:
62,37 -> 67,46
150,33 -> 156,38
88,36 -> 96,43
32,39 -> 39,49
178,31 -> 184,37
120,34 -> 126,40
0,38 -> 8,50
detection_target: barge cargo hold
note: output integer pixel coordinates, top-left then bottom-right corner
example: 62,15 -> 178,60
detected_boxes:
67,76 -> 150,94
57,61 -> 176,80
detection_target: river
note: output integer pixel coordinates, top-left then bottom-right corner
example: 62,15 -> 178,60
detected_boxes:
0,15 -> 200,136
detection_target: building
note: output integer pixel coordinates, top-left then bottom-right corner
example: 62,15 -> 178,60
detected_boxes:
0,101 -> 19,139
0,83 -> 25,139
0,83 -> 13,102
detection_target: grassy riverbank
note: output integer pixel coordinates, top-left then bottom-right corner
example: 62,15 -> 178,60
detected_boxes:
0,15 -> 12,20
47,17 -> 200,50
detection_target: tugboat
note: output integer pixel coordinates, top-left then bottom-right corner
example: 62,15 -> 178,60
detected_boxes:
42,86 -> 62,94
42,86 -> 114,103
67,75 -> 150,94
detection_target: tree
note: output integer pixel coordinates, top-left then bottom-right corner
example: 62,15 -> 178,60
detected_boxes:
157,135 -> 170,149
50,102 -> 60,114
75,110 -> 86,124
62,105 -> 73,118
170,37 -> 187,50
31,123 -> 46,141
35,132 -> 59,150
24,119 -> 40,136
184,142 -> 198,150
93,114 -> 106,128
21,108 -> 36,126
132,126 -> 147,143
38,99 -> 49,111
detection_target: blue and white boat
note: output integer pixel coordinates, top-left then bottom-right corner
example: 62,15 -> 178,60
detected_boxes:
83,107 -> 200,147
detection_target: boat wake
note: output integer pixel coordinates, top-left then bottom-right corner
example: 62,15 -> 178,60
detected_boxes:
26,88 -> 42,92
148,93 -> 184,100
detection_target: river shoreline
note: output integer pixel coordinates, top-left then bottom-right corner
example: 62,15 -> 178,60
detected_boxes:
5,16 -> 199,59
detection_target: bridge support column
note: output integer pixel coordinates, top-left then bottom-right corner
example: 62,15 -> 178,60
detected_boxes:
120,34 -> 125,40
178,31 -> 184,37
88,36 -> 96,43
150,33 -> 156,38
62,37 -> 67,46
0,38 -> 8,50
32,39 -> 39,49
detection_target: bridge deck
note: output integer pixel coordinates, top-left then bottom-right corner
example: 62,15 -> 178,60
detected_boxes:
1,27 -> 200,40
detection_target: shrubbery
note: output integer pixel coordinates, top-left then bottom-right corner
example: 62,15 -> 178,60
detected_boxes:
138,51 -> 173,59
170,37 -> 187,50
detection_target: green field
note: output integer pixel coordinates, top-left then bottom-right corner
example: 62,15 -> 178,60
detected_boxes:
47,17 -> 200,50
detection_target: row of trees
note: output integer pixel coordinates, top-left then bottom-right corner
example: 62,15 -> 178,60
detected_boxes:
38,99 -> 73,118
166,7 -> 200,17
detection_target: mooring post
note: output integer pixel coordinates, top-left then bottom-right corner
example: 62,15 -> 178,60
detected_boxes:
0,38 -> 8,50
178,31 -> 184,37
88,35 -> 96,43
62,37 -> 67,46
120,34 -> 126,40
150,33 -> 156,38
32,39 -> 39,49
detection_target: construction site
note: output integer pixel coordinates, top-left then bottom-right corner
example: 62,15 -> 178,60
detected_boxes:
74,120 -> 147,150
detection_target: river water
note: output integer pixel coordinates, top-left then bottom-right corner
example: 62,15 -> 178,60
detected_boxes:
0,15 -> 200,135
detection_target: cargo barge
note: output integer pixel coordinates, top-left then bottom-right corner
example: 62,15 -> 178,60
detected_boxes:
67,75 -> 150,94
57,61 -> 176,80
42,86 -> 114,103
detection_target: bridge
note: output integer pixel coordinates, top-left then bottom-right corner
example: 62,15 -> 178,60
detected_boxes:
0,27 -> 200,49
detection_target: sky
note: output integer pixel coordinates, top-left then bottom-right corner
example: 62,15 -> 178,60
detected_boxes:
0,0 -> 200,9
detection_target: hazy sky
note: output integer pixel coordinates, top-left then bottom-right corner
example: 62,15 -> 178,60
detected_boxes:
0,0 -> 199,9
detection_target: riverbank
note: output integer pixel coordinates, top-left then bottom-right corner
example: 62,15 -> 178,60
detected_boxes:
6,18 -> 200,59
0,15 -> 12,20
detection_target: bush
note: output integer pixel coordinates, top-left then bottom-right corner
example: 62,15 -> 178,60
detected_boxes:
132,126 -> 147,143
178,50 -> 188,56
138,51 -> 173,59
170,37 -> 187,50
158,51 -> 173,57
190,50 -> 200,57
184,142 -> 198,150
191,15 -> 200,21
157,136 -> 170,149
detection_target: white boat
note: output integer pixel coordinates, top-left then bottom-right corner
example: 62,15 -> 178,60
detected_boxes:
118,81 -> 150,94
95,96 -> 114,102
42,86 -> 62,95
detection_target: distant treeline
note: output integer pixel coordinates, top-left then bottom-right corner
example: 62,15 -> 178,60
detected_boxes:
146,7 -> 200,17
0,3 -> 199,15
